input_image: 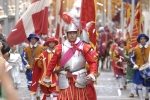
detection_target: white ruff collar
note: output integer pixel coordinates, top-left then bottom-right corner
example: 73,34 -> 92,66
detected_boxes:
47,49 -> 55,53
30,43 -> 38,48
63,37 -> 80,48
119,47 -> 124,51
139,42 -> 149,48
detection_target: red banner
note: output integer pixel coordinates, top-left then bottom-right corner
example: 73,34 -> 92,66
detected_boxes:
80,0 -> 96,48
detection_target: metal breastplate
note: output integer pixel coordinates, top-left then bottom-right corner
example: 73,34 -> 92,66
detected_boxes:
61,43 -> 86,72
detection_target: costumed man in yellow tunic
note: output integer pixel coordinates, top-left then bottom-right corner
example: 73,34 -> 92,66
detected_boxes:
22,34 -> 44,100
30,37 -> 59,100
130,33 -> 150,100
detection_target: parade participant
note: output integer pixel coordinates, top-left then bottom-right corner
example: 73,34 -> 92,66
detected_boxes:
8,45 -> 22,89
97,27 -> 104,49
43,23 -> 98,100
98,26 -> 108,57
109,40 -> 118,77
99,26 -> 113,69
113,40 -> 126,90
30,37 -> 59,100
124,35 -> 135,97
130,33 -> 150,100
20,43 -> 29,72
109,36 -> 119,76
22,34 -> 44,100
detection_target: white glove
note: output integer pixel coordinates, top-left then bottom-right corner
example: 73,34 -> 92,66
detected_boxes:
133,64 -> 138,69
25,65 -> 30,69
85,74 -> 96,83
118,58 -> 122,62
109,51 -> 112,55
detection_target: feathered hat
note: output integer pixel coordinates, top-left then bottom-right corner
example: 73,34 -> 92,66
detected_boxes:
62,14 -> 78,33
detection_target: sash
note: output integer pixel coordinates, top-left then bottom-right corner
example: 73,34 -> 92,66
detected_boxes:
60,41 -> 82,68
140,47 -> 147,63
28,45 -> 39,65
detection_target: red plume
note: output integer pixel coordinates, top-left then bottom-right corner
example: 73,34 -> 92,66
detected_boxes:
62,14 -> 74,24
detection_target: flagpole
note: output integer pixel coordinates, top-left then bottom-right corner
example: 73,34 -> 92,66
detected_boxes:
15,0 -> 19,23
15,0 -> 19,51
107,0 -> 111,31
130,0 -> 135,34
55,0 -> 60,28
120,0 -> 124,31
103,0 -> 106,26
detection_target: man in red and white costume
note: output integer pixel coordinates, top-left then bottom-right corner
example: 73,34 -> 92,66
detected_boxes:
113,40 -> 127,90
99,26 -> 113,57
44,23 -> 98,100
30,37 -> 59,100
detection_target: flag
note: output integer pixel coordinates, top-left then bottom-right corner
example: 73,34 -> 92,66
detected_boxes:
126,31 -> 130,41
130,0 -> 142,48
125,0 -> 131,27
55,0 -> 64,44
7,0 -> 49,47
80,0 -> 96,49
125,31 -> 131,46
125,0 -> 131,41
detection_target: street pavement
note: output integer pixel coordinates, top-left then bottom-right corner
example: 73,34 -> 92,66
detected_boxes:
17,69 -> 144,100
95,69 -> 140,100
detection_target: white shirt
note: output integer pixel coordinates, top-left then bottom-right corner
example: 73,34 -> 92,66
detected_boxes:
8,51 -> 22,69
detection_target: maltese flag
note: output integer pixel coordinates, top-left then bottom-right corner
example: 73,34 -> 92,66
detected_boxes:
7,0 -> 49,47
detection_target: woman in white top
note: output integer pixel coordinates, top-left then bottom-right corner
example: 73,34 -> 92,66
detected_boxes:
8,45 -> 22,89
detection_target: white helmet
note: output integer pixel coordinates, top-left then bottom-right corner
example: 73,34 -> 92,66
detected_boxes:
66,23 -> 78,33
98,27 -> 104,32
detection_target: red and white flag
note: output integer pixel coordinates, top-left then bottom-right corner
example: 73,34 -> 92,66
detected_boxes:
7,0 -> 49,47
55,0 -> 62,43
55,0 -> 66,44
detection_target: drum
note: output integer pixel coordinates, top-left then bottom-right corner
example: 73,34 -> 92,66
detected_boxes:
139,62 -> 150,79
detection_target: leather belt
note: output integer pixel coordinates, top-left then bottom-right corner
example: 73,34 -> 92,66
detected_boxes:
60,68 -> 87,75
